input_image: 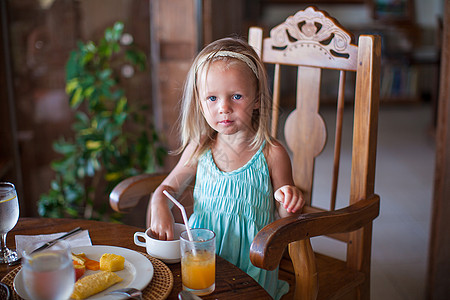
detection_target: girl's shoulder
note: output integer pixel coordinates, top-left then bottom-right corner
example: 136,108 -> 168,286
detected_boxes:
264,138 -> 288,155
181,136 -> 213,166
178,141 -> 202,168
263,138 -> 291,166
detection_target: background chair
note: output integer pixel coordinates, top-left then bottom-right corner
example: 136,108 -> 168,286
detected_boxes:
109,173 -> 194,228
247,6 -> 381,300
110,6 -> 381,299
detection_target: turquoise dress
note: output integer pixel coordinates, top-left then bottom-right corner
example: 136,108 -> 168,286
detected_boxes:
189,142 -> 289,300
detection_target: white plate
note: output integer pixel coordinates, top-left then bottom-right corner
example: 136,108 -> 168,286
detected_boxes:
14,245 -> 154,300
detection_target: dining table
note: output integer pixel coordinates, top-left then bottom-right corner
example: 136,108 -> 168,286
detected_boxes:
0,217 -> 272,300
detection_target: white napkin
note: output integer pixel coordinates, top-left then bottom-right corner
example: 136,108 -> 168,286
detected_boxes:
15,230 -> 92,256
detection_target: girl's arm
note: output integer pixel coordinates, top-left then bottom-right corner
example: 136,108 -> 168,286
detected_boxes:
267,140 -> 305,218
148,142 -> 198,240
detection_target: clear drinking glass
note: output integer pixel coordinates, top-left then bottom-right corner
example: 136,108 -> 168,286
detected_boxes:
0,182 -> 20,264
22,240 -> 75,300
180,228 -> 216,296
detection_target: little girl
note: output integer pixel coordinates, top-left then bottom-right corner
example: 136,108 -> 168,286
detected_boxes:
149,37 -> 304,299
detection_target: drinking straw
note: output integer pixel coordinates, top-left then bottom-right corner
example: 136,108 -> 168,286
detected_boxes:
163,190 -> 194,242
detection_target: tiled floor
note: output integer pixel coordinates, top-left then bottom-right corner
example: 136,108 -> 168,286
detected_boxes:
290,102 -> 435,299
369,103 -> 434,300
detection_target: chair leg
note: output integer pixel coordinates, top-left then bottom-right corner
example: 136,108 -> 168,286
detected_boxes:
289,239 -> 318,300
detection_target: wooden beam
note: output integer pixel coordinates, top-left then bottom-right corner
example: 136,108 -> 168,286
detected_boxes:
427,0 -> 450,298
150,0 -> 199,168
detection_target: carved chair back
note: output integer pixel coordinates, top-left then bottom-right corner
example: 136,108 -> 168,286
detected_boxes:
248,6 -> 381,299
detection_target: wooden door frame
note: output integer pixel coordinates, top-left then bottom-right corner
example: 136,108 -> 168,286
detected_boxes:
0,0 -> 24,211
427,0 -> 450,298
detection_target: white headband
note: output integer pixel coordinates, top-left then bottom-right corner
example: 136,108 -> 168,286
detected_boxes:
196,50 -> 259,79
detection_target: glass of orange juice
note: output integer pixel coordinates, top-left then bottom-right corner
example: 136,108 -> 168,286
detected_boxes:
180,228 -> 216,296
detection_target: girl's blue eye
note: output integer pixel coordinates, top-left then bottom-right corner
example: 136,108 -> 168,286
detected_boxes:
233,94 -> 242,100
208,96 -> 217,102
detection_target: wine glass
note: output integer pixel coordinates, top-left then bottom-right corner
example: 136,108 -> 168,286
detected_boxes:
0,182 -> 20,264
22,240 -> 75,300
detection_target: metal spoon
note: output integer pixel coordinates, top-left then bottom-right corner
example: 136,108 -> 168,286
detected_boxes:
107,287 -> 143,299
178,290 -> 203,300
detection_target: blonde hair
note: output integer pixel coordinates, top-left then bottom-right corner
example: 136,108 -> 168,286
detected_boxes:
177,37 -> 272,162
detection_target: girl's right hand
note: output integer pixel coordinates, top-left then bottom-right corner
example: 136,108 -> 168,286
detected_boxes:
149,195 -> 175,241
147,142 -> 198,241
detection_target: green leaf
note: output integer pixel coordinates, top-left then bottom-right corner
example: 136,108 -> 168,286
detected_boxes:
112,89 -> 124,100
75,111 -> 89,122
114,113 -> 127,126
84,74 -> 96,87
86,140 -> 102,150
86,159 -> 95,176
99,69 -> 112,80
104,28 -> 113,42
91,157 -> 101,170
69,88 -> 83,108
81,51 -> 95,66
112,22 -> 124,40
65,51 -> 79,81
85,41 -> 96,52
125,50 -> 147,71
112,43 -> 120,53
66,78 -> 79,94
96,117 -> 109,130
77,166 -> 85,178
98,42 -> 112,58
84,86 -> 95,99
105,172 -> 121,182
53,142 -> 76,155
50,180 -> 60,191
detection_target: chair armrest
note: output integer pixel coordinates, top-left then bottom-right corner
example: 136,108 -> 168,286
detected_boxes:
250,194 -> 380,270
109,173 -> 168,213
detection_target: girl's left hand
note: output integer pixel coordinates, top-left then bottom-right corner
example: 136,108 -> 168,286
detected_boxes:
274,185 -> 304,214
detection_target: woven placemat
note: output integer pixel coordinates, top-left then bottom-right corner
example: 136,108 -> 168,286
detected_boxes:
1,252 -> 173,300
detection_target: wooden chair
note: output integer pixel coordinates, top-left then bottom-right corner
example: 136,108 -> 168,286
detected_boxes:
247,6 -> 381,300
110,6 -> 381,299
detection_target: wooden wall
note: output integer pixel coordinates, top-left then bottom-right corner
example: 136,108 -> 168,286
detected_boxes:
427,0 -> 450,298
1,0 -> 151,217
150,0 -> 245,168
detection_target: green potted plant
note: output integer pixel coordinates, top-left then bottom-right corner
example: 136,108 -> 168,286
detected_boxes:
38,22 -> 166,220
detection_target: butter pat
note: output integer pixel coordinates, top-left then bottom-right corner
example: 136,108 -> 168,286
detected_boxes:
100,253 -> 125,272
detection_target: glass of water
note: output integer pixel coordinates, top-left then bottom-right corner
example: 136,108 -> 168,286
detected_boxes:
22,240 -> 75,300
0,182 -> 20,264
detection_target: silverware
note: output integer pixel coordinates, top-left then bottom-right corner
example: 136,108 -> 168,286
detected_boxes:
107,287 -> 143,299
31,227 -> 83,253
178,290 -> 203,300
8,227 -> 83,266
